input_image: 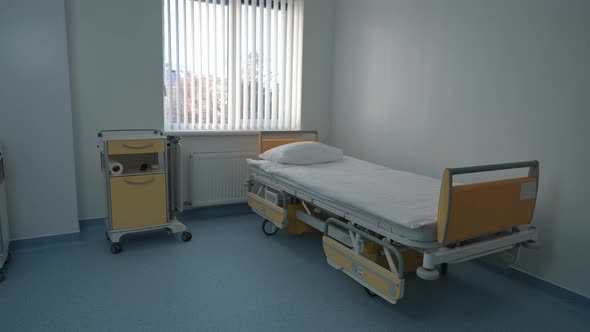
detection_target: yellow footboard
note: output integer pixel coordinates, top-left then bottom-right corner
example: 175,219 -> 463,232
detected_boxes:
323,236 -> 404,303
438,161 -> 540,244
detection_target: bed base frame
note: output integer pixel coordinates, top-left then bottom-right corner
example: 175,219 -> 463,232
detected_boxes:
247,131 -> 540,304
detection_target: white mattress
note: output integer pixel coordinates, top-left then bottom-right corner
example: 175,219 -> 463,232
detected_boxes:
247,157 -> 442,242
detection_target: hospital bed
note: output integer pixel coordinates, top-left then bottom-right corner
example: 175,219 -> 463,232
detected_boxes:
247,131 -> 540,304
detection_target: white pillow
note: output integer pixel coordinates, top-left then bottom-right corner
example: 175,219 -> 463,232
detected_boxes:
259,141 -> 343,165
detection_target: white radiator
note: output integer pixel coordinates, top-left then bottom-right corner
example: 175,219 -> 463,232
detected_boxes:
189,152 -> 257,208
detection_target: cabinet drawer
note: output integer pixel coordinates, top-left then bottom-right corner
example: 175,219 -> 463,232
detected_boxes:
108,139 -> 165,155
110,174 -> 167,230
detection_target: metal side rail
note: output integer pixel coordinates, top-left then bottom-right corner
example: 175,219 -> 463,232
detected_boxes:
419,225 -> 539,280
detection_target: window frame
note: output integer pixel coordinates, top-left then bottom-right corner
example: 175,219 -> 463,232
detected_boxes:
161,0 -> 304,133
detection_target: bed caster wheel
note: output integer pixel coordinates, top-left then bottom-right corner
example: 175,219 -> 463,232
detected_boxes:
4,252 -> 11,265
262,219 -> 278,236
181,231 -> 192,242
0,271 -> 4,283
440,263 -> 448,276
364,287 -> 377,297
417,267 -> 440,281
110,243 -> 123,255
105,232 -> 110,241
522,240 -> 540,250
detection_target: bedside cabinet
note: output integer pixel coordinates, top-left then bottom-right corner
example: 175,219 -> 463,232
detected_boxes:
98,130 -> 191,254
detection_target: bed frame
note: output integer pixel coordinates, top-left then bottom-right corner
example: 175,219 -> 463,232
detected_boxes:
247,130 -> 540,304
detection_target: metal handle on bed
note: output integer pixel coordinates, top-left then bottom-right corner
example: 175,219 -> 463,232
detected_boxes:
251,181 -> 288,210
324,218 -> 405,279
447,160 -> 539,176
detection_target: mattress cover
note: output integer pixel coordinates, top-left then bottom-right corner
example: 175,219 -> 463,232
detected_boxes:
247,157 -> 442,241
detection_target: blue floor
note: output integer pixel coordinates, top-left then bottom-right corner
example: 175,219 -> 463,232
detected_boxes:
1,205 -> 589,331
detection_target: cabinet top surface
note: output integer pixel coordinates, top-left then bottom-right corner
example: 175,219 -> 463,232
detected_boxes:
99,131 -> 165,142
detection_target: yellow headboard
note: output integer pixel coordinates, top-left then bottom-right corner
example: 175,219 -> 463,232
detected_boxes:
259,131 -> 318,154
437,161 -> 540,244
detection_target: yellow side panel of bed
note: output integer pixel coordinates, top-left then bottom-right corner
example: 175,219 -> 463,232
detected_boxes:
247,192 -> 287,228
439,176 -> 537,244
323,236 -> 402,302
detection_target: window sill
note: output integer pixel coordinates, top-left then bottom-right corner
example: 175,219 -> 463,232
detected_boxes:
165,129 -> 308,137
165,130 -> 260,137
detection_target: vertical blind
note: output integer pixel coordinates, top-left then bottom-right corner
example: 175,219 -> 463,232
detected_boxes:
163,0 -> 305,131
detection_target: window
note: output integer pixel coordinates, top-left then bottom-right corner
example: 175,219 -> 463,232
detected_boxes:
163,0 -> 304,132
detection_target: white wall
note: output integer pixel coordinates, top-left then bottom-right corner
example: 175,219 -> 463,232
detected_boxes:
67,0 -> 335,220
66,0 -> 164,221
301,0 -> 336,143
0,0 -> 80,240
330,0 -> 590,297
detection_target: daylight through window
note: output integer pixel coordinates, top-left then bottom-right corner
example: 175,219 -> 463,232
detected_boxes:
163,0 -> 304,131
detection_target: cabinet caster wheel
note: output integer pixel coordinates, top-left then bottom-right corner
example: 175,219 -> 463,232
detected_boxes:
417,267 -> 440,281
111,243 -> 122,254
0,271 -> 4,283
181,231 -> 192,242
364,287 -> 377,297
262,219 -> 278,236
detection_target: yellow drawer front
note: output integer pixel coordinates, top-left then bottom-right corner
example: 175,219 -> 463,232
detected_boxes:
108,139 -> 165,155
110,174 -> 167,230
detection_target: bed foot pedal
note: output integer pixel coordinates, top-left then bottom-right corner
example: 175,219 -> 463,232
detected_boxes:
323,236 -> 404,304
